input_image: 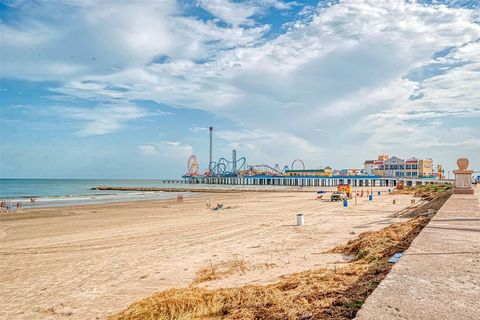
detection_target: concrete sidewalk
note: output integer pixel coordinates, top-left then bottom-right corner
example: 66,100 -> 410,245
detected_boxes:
356,189 -> 480,320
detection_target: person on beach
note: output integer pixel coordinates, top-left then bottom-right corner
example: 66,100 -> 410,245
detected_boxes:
16,202 -> 22,212
0,201 -> 5,213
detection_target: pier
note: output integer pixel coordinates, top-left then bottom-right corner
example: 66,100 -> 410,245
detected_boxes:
94,176 -> 452,192
183,175 -> 452,187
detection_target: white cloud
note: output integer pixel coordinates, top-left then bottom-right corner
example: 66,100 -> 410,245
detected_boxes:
53,103 -> 149,136
0,0 -> 267,81
138,144 -> 159,156
189,126 -> 209,133
198,0 -> 257,25
159,141 -> 194,158
216,129 -> 324,167
3,0 -> 480,171
138,141 -> 193,159
197,0 -> 296,26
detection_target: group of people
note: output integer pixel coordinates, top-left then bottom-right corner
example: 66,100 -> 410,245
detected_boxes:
0,198 -> 37,213
0,200 -> 22,213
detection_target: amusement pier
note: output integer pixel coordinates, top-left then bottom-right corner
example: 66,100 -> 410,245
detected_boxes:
180,127 -> 452,188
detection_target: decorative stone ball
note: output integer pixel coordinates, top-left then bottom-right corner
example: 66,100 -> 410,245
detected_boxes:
457,158 -> 469,170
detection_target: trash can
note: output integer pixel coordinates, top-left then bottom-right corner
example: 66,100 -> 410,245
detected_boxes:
297,214 -> 304,226
343,200 -> 348,207
368,195 -> 373,201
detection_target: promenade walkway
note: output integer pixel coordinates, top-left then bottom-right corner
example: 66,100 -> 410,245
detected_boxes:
356,188 -> 480,320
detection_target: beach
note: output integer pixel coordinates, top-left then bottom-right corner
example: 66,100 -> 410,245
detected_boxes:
0,188 -> 418,320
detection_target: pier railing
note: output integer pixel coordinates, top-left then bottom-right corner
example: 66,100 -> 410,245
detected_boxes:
181,176 -> 452,187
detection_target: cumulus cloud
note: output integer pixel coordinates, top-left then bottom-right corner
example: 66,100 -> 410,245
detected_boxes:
0,0 -> 267,80
215,129 -> 324,168
138,141 -> 194,163
2,0 -> 480,171
52,103 -> 149,136
197,0 -> 257,25
197,0 -> 296,26
138,144 -> 159,155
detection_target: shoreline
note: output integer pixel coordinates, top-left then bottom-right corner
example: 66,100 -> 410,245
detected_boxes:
0,191 -> 195,210
1,186 -> 393,210
0,192 -> 214,219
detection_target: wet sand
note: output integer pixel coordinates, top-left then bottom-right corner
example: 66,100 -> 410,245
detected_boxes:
0,189 -> 418,319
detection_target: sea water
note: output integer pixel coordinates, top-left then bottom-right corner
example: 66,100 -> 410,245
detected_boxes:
0,179 -> 295,208
0,179 -> 189,208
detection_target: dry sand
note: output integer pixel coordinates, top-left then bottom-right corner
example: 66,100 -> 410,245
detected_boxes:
0,188 -> 419,320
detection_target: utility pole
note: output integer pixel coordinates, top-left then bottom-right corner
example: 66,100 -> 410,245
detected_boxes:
209,126 -> 213,174
232,149 -> 237,173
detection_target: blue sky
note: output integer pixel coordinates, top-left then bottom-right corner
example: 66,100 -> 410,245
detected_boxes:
1,0 -> 479,178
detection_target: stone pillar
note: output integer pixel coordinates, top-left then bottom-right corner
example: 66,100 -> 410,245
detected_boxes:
453,158 -> 474,195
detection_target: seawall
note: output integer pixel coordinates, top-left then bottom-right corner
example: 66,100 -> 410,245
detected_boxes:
355,188 -> 480,320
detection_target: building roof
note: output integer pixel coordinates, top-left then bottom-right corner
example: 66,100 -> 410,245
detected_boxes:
406,157 -> 419,163
285,169 -> 326,173
364,160 -> 374,164
385,156 -> 405,163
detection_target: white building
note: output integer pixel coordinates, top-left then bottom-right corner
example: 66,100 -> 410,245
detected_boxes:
383,156 -> 405,178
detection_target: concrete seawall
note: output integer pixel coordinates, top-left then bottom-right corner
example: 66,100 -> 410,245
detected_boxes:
356,189 -> 480,320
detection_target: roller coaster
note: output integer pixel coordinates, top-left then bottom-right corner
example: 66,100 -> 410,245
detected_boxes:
244,164 -> 284,176
185,148 -> 307,178
183,126 -> 311,178
209,155 -> 247,176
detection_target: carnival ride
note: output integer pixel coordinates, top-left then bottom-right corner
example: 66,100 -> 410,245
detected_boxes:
244,164 -> 284,176
209,155 -> 247,176
184,125 -> 311,177
291,159 -> 306,171
187,155 -> 200,176
185,150 -> 308,177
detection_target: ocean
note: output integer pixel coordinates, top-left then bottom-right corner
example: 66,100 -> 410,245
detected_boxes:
0,179 -> 190,208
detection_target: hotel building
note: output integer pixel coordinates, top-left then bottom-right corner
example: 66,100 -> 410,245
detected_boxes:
364,155 -> 437,179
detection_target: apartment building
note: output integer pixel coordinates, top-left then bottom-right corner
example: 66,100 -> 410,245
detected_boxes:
383,156 -> 405,178
364,154 -> 437,178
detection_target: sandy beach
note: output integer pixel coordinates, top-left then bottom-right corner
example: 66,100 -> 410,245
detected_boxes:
0,188 -> 419,320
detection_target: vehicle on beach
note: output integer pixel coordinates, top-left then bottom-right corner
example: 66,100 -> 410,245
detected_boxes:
337,184 -> 351,197
330,191 -> 347,201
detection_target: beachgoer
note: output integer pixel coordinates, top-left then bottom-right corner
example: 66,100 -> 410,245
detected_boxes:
16,202 -> 22,213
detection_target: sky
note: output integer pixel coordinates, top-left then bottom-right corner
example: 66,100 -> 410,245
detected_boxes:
1,0 -> 479,179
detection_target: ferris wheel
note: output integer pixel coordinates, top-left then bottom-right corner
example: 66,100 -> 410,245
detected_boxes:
187,155 -> 200,176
